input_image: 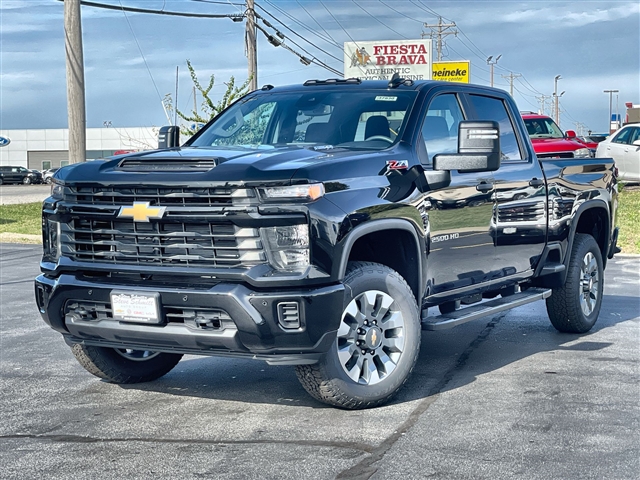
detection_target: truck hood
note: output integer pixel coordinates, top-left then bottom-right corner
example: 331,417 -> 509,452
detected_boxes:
54,145 -> 381,186
530,137 -> 586,154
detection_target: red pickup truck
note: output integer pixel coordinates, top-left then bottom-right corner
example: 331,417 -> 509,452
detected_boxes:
522,113 -> 592,159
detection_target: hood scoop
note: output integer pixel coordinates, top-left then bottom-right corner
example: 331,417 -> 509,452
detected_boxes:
117,157 -> 218,172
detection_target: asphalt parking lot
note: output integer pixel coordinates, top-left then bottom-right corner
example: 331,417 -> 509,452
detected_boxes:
0,244 -> 638,479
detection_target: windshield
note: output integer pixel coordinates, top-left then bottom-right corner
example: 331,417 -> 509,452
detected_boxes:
190,90 -> 418,150
524,117 -> 564,139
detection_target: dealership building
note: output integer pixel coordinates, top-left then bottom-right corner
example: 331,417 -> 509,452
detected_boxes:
0,127 -> 157,170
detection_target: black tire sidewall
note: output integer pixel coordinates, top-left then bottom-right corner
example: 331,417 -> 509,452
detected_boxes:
567,235 -> 604,329
320,263 -> 421,404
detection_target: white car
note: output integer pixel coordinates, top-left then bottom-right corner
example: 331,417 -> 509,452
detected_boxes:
595,123 -> 640,182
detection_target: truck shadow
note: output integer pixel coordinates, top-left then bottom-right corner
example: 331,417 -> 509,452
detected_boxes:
120,294 -> 639,408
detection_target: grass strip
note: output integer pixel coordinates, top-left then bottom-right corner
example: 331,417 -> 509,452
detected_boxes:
0,202 -> 42,236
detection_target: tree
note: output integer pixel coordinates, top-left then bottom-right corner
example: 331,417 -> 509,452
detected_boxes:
164,60 -> 252,137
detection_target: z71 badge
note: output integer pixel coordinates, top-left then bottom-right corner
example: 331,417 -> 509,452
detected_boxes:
386,160 -> 409,170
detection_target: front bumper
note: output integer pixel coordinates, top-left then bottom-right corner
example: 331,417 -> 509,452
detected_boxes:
35,274 -> 344,365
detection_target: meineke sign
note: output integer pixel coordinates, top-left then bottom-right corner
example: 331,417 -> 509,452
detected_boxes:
344,40 -> 432,81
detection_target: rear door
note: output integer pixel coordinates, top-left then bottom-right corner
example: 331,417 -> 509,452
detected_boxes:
466,93 -> 547,277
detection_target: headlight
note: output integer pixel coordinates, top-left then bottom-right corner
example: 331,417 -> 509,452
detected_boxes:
260,224 -> 310,271
574,148 -> 591,158
258,183 -> 324,202
43,218 -> 60,261
51,180 -> 64,200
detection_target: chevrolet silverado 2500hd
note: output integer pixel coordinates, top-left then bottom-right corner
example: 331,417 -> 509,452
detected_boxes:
35,78 -> 618,409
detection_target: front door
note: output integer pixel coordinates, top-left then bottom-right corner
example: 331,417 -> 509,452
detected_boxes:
418,92 -> 496,294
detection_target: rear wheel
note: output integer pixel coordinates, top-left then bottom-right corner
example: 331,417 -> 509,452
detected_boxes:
295,262 -> 421,409
546,234 -> 604,333
71,344 -> 183,383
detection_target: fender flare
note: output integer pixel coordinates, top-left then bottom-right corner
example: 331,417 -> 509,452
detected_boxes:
333,219 -> 425,300
562,199 -> 611,280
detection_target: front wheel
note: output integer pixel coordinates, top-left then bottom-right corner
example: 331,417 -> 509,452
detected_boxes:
546,234 -> 604,333
295,262 -> 421,409
22,176 -> 31,185
71,344 -> 183,383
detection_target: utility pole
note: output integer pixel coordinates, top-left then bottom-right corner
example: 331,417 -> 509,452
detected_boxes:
501,72 -> 521,96
64,0 -> 86,164
246,0 -> 257,90
603,89 -> 618,133
486,55 -> 501,87
536,94 -> 551,115
422,17 -> 457,62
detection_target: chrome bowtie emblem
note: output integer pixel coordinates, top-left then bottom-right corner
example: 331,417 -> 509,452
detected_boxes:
117,202 -> 166,222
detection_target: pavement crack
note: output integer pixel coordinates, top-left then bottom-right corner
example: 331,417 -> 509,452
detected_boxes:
0,433 -> 376,454
336,313 -> 506,480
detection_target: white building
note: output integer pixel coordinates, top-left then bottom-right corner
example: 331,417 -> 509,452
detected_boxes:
0,127 -> 159,170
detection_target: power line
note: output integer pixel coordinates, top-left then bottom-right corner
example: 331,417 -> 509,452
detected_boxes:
66,0 -> 245,19
254,10 -> 343,63
256,1 -> 342,50
318,0 -> 360,47
378,0 -> 424,24
296,0 -> 342,47
351,0 -> 408,39
117,0 -> 171,123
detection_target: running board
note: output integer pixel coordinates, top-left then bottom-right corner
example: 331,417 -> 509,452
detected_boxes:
421,288 -> 552,331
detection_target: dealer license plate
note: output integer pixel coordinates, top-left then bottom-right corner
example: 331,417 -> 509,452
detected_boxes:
110,291 -> 161,324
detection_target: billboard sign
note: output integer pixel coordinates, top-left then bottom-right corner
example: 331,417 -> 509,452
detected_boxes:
432,61 -> 470,83
344,40 -> 432,81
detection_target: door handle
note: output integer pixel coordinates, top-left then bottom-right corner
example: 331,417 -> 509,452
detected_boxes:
476,182 -> 494,192
529,177 -> 544,187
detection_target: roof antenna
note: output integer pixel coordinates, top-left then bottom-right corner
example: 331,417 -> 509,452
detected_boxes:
388,72 -> 413,88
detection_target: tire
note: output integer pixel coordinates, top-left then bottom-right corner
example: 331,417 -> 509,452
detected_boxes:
295,261 -> 421,409
45,177 -> 53,184
546,234 -> 604,333
71,344 -> 183,383
23,176 -> 31,185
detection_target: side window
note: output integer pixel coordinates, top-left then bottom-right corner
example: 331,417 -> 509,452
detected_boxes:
612,127 -> 633,144
630,127 -> 640,144
421,93 -> 464,163
468,94 -> 523,161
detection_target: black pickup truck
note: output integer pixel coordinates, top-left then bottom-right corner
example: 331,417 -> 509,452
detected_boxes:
35,78 -> 618,409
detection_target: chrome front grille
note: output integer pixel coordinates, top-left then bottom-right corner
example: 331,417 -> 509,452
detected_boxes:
64,185 -> 257,207
59,185 -> 266,268
60,219 -> 265,267
497,201 -> 546,223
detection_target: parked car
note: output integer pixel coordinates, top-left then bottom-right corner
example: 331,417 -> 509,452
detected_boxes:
0,166 -> 40,185
27,169 -> 44,184
43,168 -> 60,184
36,79 -> 618,409
595,123 -> 640,182
584,133 -> 609,144
521,113 -> 591,159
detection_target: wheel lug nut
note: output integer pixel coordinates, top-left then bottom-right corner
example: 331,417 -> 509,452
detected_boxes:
361,349 -> 366,355
372,320 -> 377,325
364,320 -> 369,326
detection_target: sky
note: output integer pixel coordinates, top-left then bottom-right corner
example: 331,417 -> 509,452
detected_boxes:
1,0 -> 638,134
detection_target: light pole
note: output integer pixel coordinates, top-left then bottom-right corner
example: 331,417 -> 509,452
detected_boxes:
553,75 -> 561,125
604,89 -> 619,133
487,55 -> 501,87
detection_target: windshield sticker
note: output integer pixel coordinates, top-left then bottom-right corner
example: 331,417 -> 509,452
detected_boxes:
375,96 -> 397,102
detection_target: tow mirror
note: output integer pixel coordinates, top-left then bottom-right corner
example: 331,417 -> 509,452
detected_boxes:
565,130 -> 577,139
158,126 -> 180,149
433,121 -> 501,173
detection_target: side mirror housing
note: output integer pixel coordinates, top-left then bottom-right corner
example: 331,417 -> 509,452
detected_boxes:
433,121 -> 501,173
158,126 -> 180,149
633,139 -> 640,146
565,130 -> 577,139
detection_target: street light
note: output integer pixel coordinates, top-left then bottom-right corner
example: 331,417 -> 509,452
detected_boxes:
553,75 -> 562,125
604,89 -> 619,133
487,54 -> 501,87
